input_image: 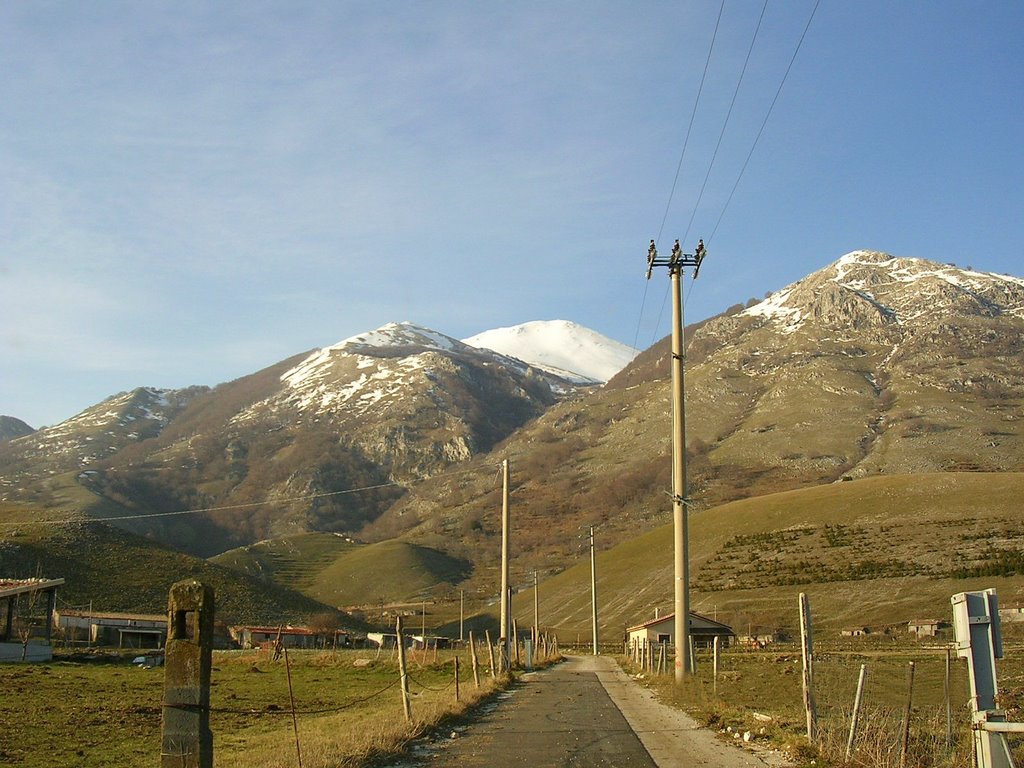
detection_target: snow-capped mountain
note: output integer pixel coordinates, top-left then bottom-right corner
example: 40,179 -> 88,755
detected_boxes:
741,250 -> 1024,334
0,320 -> 588,554
613,249 -> 1024,489
462,320 -> 635,385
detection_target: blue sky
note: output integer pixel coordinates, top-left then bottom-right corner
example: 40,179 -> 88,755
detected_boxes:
2,1 -> 1022,428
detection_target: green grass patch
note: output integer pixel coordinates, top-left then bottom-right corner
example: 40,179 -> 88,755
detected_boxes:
0,646 -> 524,768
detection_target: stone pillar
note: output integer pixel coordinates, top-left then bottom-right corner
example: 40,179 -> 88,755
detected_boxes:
160,580 -> 214,768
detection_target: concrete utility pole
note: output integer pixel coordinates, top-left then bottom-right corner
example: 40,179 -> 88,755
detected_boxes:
533,570 -> 539,646
499,459 -> 512,669
590,526 -> 599,655
646,238 -> 706,682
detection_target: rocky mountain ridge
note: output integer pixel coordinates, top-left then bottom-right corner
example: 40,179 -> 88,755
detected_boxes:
2,252 -> 1021,578
365,251 -> 1024,587
0,321 -> 601,555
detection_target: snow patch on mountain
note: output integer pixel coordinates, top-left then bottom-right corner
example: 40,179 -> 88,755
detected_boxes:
740,287 -> 804,334
462,320 -> 635,384
742,250 -> 1024,332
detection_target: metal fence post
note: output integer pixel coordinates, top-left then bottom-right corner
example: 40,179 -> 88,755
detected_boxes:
160,579 -> 214,768
952,589 -> 1017,768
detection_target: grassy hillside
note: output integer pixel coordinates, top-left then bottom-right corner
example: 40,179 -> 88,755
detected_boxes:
0,513 -> 359,628
213,535 -> 472,608
211,532 -> 361,591
504,472 -> 1024,639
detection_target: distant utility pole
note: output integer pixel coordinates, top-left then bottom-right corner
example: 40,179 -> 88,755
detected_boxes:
533,570 -> 539,646
590,526 -> 599,655
499,459 -> 512,669
646,238 -> 706,683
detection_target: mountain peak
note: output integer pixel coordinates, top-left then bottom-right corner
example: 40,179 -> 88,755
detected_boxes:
462,320 -> 636,384
338,322 -> 462,354
741,250 -> 1024,334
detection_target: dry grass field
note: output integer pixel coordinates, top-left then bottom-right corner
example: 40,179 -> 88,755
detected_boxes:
626,632 -> 1024,767
0,646 -> 518,768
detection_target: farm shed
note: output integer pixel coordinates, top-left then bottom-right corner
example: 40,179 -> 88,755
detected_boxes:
908,619 -> 949,638
999,606 -> 1024,623
0,578 -> 64,662
841,626 -> 871,637
55,609 -> 168,649
626,611 -> 734,650
230,625 -> 348,650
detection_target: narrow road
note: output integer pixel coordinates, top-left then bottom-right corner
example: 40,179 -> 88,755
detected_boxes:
401,655 -> 790,767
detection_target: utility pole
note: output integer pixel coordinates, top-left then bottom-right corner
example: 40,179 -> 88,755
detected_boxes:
646,238 -> 706,682
590,526 -> 599,655
499,459 -> 511,670
533,570 -> 539,646
460,589 -> 465,643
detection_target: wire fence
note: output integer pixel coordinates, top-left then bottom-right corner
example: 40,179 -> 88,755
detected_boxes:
624,635 -> 1024,767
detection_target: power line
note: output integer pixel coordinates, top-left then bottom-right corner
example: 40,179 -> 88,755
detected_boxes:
655,0 -> 726,249
707,0 -> 822,247
637,0 -> 724,355
0,465 -> 487,528
681,0 -> 769,248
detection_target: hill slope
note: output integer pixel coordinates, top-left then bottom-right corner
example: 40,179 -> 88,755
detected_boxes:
0,322 -> 579,556
0,516 -> 359,627
512,472 -> 1024,638
368,251 -> 1024,589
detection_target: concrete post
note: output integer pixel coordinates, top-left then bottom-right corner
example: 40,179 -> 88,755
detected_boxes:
952,589 -> 1017,768
160,579 -> 214,768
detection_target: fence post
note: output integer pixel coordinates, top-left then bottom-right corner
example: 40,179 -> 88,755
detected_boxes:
160,579 -> 214,768
799,592 -> 817,744
944,646 -> 953,752
845,663 -> 868,762
485,630 -> 496,678
513,619 -> 520,667
713,636 -> 720,694
469,631 -> 481,688
396,616 -> 412,723
899,661 -> 916,768
454,656 -> 460,702
283,646 -> 303,768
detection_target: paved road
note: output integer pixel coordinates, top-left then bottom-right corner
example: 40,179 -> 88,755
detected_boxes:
400,656 -> 788,768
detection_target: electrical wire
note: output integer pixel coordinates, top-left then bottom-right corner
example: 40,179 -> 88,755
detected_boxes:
707,0 -> 822,247
655,0 -> 726,249
0,466 -> 485,528
681,0 -> 769,248
633,0 -> 725,357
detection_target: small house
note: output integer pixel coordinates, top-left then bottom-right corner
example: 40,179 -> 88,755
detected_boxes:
841,626 -> 871,637
908,619 -> 949,638
626,611 -> 734,651
229,625 -> 347,650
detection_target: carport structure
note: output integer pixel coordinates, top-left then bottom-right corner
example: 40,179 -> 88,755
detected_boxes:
0,578 -> 64,661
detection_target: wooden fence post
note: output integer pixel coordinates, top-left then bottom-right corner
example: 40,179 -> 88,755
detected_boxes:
799,592 -> 817,744
469,631 -> 481,688
161,579 -> 214,768
845,663 -> 868,762
454,656 -> 460,702
713,636 -> 720,693
396,616 -> 412,723
282,646 -> 303,768
485,630 -> 496,678
944,646 -> 953,751
899,661 -> 915,768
